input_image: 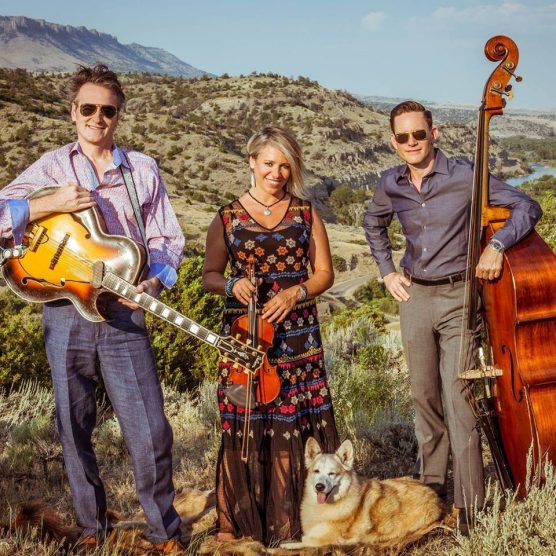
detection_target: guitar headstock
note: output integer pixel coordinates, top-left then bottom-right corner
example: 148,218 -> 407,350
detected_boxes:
218,336 -> 265,372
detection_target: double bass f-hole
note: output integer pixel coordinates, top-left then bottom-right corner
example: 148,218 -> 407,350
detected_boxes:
500,344 -> 523,404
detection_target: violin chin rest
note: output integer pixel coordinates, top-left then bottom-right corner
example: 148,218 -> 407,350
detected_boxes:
224,384 -> 256,408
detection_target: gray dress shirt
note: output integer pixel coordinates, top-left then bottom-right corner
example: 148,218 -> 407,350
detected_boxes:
362,149 -> 543,280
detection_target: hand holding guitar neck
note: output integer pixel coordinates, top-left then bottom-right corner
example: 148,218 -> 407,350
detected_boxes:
118,276 -> 163,309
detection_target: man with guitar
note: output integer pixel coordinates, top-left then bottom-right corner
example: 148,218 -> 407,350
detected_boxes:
363,100 -> 542,534
0,65 -> 185,553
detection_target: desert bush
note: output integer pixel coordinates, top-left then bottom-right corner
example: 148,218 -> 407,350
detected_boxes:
354,278 -> 399,315
323,307 -> 409,437
454,459 -> 556,555
331,254 -> 347,272
146,254 -> 223,389
329,183 -> 369,226
0,290 -> 49,387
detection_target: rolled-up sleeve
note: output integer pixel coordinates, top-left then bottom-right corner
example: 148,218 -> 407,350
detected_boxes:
362,179 -> 396,278
142,161 -> 185,288
0,156 -> 54,240
488,174 -> 543,249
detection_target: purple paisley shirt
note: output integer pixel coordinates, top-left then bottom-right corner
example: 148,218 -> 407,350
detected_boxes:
0,142 -> 184,287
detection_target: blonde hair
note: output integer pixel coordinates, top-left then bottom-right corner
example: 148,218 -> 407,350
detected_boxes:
247,127 -> 307,198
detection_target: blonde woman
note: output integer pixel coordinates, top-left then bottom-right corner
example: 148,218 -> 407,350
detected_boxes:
203,127 -> 339,544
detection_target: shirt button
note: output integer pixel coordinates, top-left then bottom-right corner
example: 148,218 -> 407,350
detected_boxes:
421,202 -> 426,207
423,225 -> 427,230
423,268 -> 427,272
423,247 -> 427,252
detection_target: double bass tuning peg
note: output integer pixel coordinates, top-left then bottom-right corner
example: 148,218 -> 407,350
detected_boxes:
503,65 -> 523,82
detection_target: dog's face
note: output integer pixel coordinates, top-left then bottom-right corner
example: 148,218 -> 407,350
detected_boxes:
304,437 -> 354,504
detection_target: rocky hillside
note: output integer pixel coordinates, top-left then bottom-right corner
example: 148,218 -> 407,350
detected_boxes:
0,69 -> 528,247
0,16 -> 209,77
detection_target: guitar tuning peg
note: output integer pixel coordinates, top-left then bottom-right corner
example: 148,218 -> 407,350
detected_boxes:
502,98 -> 507,108
222,357 -> 229,363
506,90 -> 514,100
504,84 -> 512,92
235,334 -> 242,340
245,339 -> 252,345
232,362 -> 239,369
257,344 -> 263,350
514,75 -> 522,82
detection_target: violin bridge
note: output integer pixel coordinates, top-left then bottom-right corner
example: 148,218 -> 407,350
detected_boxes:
459,366 -> 503,380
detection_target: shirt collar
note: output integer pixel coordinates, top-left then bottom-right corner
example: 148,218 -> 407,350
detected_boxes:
70,142 -> 130,169
394,148 -> 449,184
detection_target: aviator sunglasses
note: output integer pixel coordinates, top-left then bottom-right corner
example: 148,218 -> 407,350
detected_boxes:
394,129 -> 428,144
77,103 -> 119,119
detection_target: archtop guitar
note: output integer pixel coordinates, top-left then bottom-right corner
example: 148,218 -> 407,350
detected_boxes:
1,187 -> 263,372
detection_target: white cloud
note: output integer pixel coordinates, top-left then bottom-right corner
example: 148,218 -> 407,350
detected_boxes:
427,2 -> 556,29
361,11 -> 386,32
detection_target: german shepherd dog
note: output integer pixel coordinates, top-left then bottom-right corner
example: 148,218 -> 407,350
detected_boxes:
281,438 -> 444,550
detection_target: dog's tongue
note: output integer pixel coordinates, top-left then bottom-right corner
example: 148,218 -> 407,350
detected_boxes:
317,492 -> 328,504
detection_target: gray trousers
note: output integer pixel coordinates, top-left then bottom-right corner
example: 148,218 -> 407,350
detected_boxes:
399,280 -> 484,509
42,300 -> 180,543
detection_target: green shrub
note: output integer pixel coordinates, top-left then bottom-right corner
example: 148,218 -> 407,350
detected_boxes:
331,254 -> 347,272
0,290 -> 49,387
146,255 -> 223,389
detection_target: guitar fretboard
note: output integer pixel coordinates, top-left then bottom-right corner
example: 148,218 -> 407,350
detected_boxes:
102,272 -> 263,371
104,273 -> 219,346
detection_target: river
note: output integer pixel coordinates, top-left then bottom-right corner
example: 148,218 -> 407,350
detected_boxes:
506,163 -> 556,187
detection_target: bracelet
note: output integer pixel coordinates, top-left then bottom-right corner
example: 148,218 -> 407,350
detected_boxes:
488,238 -> 505,253
296,284 -> 308,302
225,277 -> 241,297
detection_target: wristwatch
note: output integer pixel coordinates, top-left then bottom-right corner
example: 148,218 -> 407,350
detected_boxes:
296,284 -> 308,301
488,238 -> 505,253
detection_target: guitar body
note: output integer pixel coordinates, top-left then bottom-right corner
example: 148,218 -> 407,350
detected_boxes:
2,187 -> 265,373
1,187 -> 147,322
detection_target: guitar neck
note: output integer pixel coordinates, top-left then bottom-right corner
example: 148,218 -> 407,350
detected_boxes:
103,272 -> 221,348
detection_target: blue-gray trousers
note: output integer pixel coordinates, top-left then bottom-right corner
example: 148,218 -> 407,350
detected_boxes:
399,280 -> 485,509
42,300 -> 180,543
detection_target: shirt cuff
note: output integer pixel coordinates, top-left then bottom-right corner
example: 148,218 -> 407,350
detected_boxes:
7,199 -> 30,244
147,262 -> 178,288
379,261 -> 397,278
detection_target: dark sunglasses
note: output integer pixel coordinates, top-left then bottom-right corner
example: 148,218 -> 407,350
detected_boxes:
78,103 -> 118,119
394,129 -> 428,144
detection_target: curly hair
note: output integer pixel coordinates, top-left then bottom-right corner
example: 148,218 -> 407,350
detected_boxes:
68,64 -> 125,109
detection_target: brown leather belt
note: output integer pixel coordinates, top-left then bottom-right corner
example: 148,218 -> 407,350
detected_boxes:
404,270 -> 466,286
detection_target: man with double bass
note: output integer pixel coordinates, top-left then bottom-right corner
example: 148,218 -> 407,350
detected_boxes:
362,100 -> 542,533
0,65 -> 185,553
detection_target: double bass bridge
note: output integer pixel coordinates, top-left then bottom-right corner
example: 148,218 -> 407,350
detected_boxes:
459,365 -> 503,381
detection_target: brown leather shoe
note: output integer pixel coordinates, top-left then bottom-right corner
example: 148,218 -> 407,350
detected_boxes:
74,534 -> 98,554
151,538 -> 186,554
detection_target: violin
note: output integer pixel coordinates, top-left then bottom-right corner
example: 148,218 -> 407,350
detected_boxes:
226,255 -> 281,461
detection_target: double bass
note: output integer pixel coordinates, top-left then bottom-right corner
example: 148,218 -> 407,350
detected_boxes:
461,35 -> 556,493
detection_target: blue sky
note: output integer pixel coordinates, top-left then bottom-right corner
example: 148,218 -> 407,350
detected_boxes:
2,0 -> 555,109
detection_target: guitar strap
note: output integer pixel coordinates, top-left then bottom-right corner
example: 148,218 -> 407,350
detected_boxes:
120,156 -> 151,268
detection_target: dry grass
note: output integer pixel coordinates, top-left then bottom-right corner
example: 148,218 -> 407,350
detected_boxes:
3,314 -> 556,555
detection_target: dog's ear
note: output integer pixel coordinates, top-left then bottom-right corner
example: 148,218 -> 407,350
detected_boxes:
305,437 -> 322,467
336,439 -> 354,469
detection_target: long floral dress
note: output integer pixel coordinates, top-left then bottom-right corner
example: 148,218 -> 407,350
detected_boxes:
215,196 -> 339,544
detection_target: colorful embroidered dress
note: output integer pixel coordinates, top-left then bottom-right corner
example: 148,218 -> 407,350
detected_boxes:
215,196 -> 339,543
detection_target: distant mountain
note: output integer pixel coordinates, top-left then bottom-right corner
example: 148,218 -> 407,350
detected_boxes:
358,95 -> 556,139
0,15 -> 211,77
